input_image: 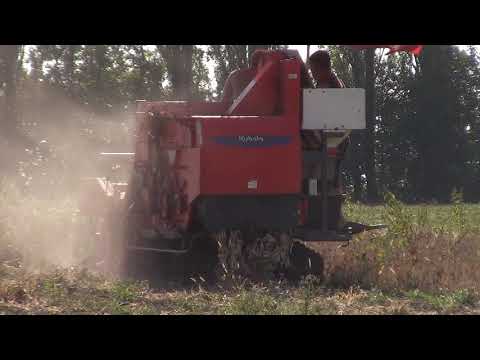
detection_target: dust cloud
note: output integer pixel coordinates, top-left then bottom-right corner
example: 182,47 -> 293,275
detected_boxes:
0,82 -> 136,273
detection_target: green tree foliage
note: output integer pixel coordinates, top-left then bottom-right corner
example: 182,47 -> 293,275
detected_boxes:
191,46 -> 213,101
409,46 -> 480,202
330,45 -> 480,203
25,45 -> 211,110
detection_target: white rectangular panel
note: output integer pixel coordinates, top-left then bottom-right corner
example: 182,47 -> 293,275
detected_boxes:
303,88 -> 366,130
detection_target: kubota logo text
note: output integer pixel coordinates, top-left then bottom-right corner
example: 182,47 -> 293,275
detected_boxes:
212,135 -> 292,147
238,135 -> 264,143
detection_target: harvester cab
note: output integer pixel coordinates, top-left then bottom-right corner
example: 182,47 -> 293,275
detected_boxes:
84,48 -> 386,281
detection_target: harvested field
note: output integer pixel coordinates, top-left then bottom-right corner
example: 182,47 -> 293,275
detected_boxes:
2,181 -> 480,315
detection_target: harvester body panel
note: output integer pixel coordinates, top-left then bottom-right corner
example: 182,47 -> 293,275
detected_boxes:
199,115 -> 301,195
91,49 -> 372,261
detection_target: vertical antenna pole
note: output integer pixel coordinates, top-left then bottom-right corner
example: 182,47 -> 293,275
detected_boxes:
306,45 -> 311,70
321,130 -> 328,232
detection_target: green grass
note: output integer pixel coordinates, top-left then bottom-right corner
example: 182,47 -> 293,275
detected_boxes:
319,193 -> 480,293
404,289 -> 478,313
344,198 -> 480,234
1,264 -> 478,315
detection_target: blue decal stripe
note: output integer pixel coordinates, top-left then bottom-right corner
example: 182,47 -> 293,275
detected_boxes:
213,136 -> 292,147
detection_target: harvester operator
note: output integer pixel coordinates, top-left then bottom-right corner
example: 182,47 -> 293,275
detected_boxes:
302,50 -> 345,149
221,51 -> 263,105
308,50 -> 344,89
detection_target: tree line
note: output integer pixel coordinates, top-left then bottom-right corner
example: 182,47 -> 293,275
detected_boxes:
1,45 -> 479,203
328,45 -> 480,203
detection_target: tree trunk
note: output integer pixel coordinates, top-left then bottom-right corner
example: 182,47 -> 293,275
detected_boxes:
182,45 -> 193,101
16,46 -> 24,84
365,48 -> 378,202
29,47 -> 43,83
1,45 -> 20,135
349,50 -> 366,201
94,45 -> 106,111
158,45 -> 193,101
64,45 -> 77,97
136,45 -> 147,100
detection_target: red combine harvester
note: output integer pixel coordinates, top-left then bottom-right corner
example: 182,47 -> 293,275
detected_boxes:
85,49 -> 384,281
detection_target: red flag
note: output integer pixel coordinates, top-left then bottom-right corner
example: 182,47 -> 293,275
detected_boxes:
347,45 -> 423,55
